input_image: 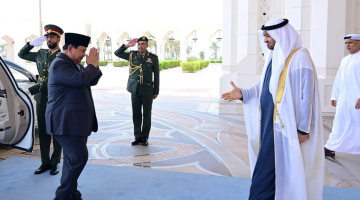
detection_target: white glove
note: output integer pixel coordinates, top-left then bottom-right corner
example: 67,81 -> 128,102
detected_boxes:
30,36 -> 46,47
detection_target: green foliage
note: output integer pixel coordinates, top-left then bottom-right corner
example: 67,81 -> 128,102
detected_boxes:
81,61 -> 86,65
181,60 -> 210,73
159,61 -> 164,71
113,60 -> 129,67
165,38 -> 180,59
99,60 -> 108,66
199,51 -> 205,60
210,59 -> 222,63
159,60 -> 181,70
210,42 -> 221,59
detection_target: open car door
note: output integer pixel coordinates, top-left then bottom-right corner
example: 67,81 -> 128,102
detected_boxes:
0,57 -> 35,152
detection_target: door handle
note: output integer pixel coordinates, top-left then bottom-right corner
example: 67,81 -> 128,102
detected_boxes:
0,89 -> 6,98
17,110 -> 24,116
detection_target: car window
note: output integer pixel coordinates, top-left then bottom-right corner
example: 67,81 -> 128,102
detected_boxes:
9,67 -> 30,83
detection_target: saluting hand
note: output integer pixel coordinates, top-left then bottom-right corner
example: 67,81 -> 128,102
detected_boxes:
221,81 -> 243,101
86,48 -> 99,68
30,36 -> 46,47
125,38 -> 138,48
355,98 -> 360,109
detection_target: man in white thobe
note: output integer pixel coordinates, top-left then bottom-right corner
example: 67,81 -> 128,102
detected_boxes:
222,18 -> 324,200
325,34 -> 360,157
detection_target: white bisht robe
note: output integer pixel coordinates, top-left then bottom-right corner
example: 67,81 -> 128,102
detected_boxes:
325,50 -> 360,153
241,31 -> 324,199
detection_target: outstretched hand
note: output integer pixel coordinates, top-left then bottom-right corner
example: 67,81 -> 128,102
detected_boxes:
221,81 -> 243,101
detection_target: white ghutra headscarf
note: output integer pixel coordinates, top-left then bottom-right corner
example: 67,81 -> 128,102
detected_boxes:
258,18 -> 302,101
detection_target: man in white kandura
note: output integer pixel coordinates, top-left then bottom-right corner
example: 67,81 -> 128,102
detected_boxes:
325,34 -> 360,158
222,18 -> 324,200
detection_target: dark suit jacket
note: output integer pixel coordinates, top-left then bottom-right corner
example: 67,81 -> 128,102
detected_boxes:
114,44 -> 159,96
45,53 -> 102,136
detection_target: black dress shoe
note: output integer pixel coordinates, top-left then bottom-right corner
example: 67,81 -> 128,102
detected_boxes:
142,139 -> 149,146
131,139 -> 143,145
324,147 -> 335,158
72,190 -> 83,200
34,164 -> 51,174
50,164 -> 59,175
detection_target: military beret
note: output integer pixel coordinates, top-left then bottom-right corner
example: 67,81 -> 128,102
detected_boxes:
137,36 -> 148,42
65,33 -> 91,48
44,24 -> 64,36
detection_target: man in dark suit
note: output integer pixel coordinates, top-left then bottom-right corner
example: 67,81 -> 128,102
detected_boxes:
114,36 -> 160,146
46,33 -> 102,200
18,24 -> 64,175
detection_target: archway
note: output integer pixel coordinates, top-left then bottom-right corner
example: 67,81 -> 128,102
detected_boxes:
1,35 -> 14,61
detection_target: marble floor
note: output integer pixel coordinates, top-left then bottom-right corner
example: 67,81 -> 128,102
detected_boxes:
1,64 -> 359,190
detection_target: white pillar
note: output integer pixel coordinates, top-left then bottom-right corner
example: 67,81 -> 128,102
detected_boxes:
355,1 -> 360,34
159,40 -> 166,61
179,30 -> 188,62
310,0 -> 347,112
285,0 -> 312,50
311,0 -> 346,78
219,0 -> 239,97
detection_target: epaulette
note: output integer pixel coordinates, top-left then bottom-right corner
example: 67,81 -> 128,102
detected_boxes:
149,52 -> 158,57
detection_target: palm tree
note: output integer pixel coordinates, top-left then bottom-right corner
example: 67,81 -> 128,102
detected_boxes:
199,51 -> 204,59
104,36 -> 112,61
187,45 -> 192,56
165,38 -> 180,59
210,42 -> 220,59
105,49 -> 112,61
173,41 -> 180,59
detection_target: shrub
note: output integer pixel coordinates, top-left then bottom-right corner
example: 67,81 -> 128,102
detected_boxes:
159,60 -> 181,70
113,60 -> 129,67
99,60 -> 108,66
159,61 -> 164,71
210,59 -> 222,63
181,60 -> 209,73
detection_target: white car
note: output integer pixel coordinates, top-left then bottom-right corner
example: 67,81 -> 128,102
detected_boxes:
0,56 -> 37,152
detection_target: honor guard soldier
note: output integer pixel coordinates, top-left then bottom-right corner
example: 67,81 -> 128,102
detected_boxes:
114,36 -> 160,146
18,24 -> 63,175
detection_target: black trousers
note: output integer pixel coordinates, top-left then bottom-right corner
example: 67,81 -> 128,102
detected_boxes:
54,135 -> 88,200
37,103 -> 62,166
131,93 -> 153,140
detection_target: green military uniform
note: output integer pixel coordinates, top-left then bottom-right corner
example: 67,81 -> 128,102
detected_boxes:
114,36 -> 160,142
18,25 -> 63,168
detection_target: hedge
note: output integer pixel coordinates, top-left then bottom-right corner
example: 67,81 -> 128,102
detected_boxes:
99,60 -> 108,66
159,60 -> 181,70
113,60 -> 129,67
181,60 -> 210,73
80,60 -> 108,66
187,59 -> 201,62
159,62 -> 164,71
210,59 -> 222,63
